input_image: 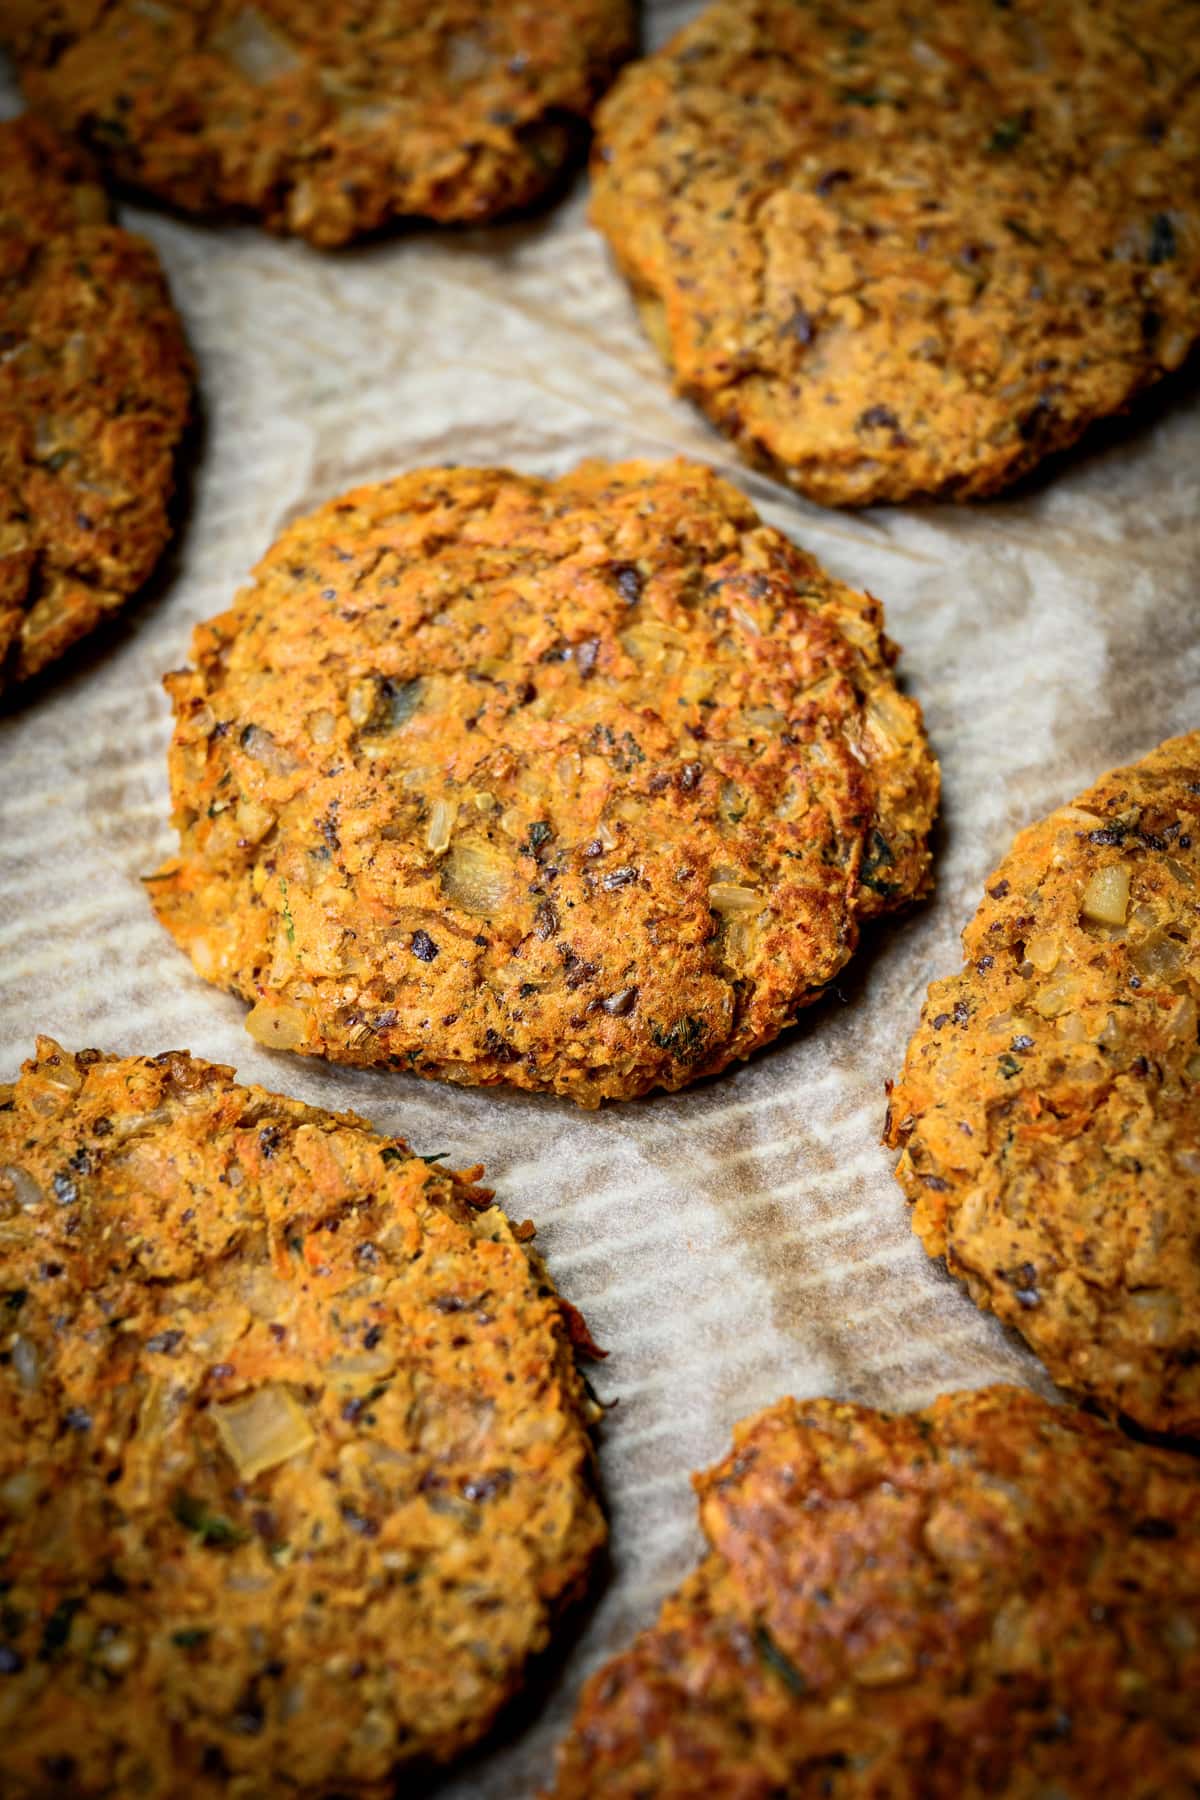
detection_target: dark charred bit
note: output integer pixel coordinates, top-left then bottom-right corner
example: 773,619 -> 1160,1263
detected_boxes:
988,879 -> 1011,899
677,761 -> 703,793
411,929 -> 439,962
534,900 -> 560,941
610,561 -> 642,605
857,404 -> 900,432
814,166 -> 852,196
784,305 -> 816,345
601,865 -> 639,892
483,1029 -> 520,1064
600,987 -> 638,1017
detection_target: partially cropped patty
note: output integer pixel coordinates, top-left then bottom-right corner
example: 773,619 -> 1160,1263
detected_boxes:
591,0 -> 1200,505
0,1038 -> 605,1796
552,1386 -> 1200,1798
887,733 -> 1200,1436
148,458 -> 938,1104
6,0 -> 635,244
0,115 -> 191,691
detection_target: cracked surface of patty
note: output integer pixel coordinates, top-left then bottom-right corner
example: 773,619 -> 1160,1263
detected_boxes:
552,1386 -> 1200,1799
0,1037 -> 604,1797
0,115 -> 192,692
886,734 -> 1200,1436
591,0 -> 1200,506
5,0 -> 635,245
148,459 -> 938,1105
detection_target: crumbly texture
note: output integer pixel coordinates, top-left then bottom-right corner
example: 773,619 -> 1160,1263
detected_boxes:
0,115 -> 192,692
552,1386 -> 1200,1799
591,0 -> 1200,507
886,734 -> 1200,1436
6,1 -> 635,245
0,1038 -> 605,1797
147,459 -> 938,1106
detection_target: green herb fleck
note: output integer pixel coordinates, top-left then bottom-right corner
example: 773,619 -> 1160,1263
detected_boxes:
754,1624 -> 807,1696
380,1146 -> 406,1167
839,88 -> 887,107
3,1290 -> 27,1315
998,1053 -> 1022,1080
421,1152 -> 449,1165
987,116 -> 1026,152
40,1598 -> 82,1661
1148,213 -> 1176,264
171,1627 -> 210,1649
860,829 -> 899,897
524,820 -> 552,854
650,1015 -> 707,1063
279,878 -> 295,945
173,1493 -> 249,1548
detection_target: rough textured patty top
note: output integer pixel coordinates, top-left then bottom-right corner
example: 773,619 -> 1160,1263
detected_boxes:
0,115 -> 191,691
6,0 -> 635,244
149,459 -> 938,1105
0,1038 -> 604,1796
592,0 -> 1200,505
553,1386 -> 1200,1799
887,732 -> 1200,1437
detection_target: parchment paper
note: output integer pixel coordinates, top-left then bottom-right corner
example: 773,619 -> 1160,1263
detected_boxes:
2,9 -> 1199,1793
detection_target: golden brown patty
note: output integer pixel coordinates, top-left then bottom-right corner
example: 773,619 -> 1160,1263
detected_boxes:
591,0 -> 1200,506
886,734 -> 1200,1436
0,115 -> 192,692
148,458 -> 938,1106
6,1 -> 635,245
0,1038 -> 604,1797
552,1386 -> 1200,1800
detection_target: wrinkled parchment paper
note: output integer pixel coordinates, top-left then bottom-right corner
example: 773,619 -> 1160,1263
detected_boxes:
2,9 -> 1199,1791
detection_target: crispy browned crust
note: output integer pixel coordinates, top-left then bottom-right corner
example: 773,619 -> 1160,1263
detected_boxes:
0,1038 -> 605,1796
0,115 -> 192,692
6,1 -> 636,245
886,734 -> 1200,1436
551,1387 -> 1200,1799
590,1 -> 1200,507
147,458 -> 938,1105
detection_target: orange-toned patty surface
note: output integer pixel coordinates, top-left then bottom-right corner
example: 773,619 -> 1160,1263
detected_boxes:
0,116 -> 191,691
0,1039 -> 604,1796
7,0 -> 635,244
149,459 -> 938,1104
591,0 -> 1200,505
887,733 -> 1200,1435
553,1387 -> 1200,1799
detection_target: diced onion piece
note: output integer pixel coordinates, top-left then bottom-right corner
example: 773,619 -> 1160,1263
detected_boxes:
0,1470 -> 41,1518
708,882 -> 762,917
246,1000 -> 309,1051
1080,863 -> 1131,926
327,1352 -> 395,1396
440,838 -> 511,916
854,1639 -> 916,1686
1167,993 -> 1197,1044
1125,1289 -> 1181,1345
11,1337 -> 38,1391
214,1386 -> 314,1481
1031,973 -> 1081,1019
239,724 -> 300,778
1,1164 -> 44,1210
212,6 -> 301,82
425,798 -> 457,855
1132,931 -> 1185,984
1024,932 -> 1060,975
